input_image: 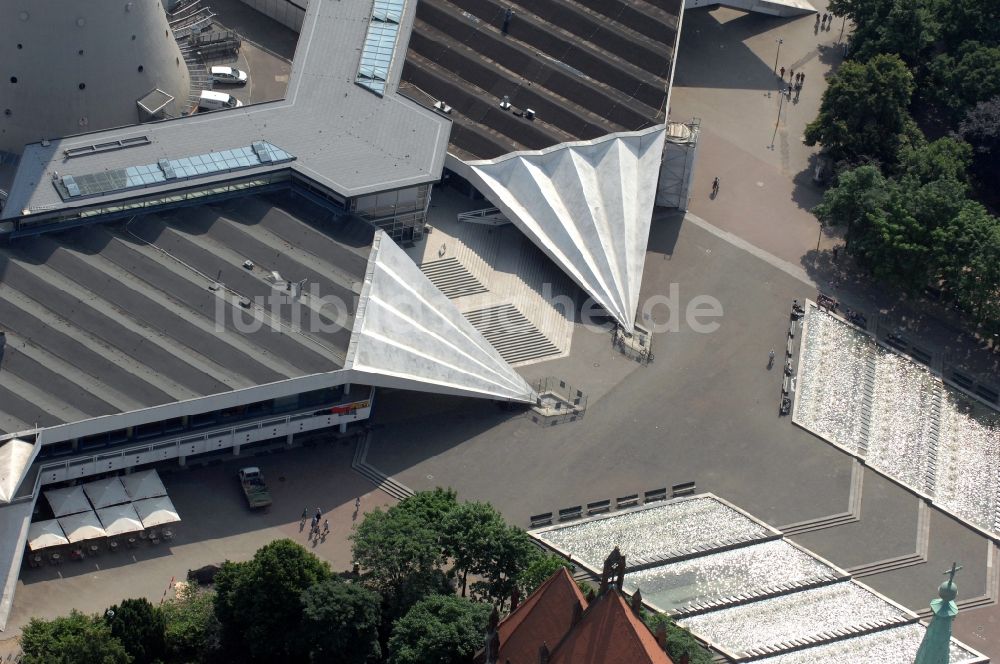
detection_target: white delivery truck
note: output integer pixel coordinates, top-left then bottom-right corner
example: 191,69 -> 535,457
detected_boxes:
198,90 -> 243,110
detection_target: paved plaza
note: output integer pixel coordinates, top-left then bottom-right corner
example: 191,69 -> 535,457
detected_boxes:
3,3 -> 998,661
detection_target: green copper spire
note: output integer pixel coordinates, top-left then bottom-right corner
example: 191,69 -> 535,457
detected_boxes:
914,562 -> 962,664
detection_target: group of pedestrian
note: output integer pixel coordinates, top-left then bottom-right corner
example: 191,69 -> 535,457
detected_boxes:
302,506 -> 330,541
299,497 -> 363,542
779,67 -> 805,90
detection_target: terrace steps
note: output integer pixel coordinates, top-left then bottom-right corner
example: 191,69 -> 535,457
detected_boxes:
924,383 -> 944,496
351,433 -> 414,501
857,345 -> 877,457
464,304 -> 561,364
420,257 -> 489,298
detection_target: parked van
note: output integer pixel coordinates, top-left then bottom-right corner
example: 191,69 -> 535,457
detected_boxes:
198,90 -> 243,110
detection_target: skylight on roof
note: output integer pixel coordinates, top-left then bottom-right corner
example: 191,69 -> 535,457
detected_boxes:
356,0 -> 405,95
54,141 -> 295,201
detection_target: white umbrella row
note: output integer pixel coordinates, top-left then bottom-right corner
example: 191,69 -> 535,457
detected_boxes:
26,495 -> 181,550
43,470 -> 168,517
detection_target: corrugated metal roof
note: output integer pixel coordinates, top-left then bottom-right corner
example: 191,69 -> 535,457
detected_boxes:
2,0 -> 451,220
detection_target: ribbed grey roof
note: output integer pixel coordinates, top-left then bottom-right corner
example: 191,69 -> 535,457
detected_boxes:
0,194 -> 373,436
2,0 -> 451,220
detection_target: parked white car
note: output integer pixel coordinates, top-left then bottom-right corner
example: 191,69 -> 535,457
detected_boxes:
210,66 -> 248,86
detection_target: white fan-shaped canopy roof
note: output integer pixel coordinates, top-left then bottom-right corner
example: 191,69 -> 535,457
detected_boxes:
345,232 -> 536,403
464,127 -> 666,333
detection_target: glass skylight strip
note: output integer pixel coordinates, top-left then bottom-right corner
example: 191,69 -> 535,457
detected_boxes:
356,0 -> 405,95
55,142 -> 294,200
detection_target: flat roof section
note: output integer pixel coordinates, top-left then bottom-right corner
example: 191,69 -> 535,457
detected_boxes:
0,193 -> 372,436
2,0 -> 451,221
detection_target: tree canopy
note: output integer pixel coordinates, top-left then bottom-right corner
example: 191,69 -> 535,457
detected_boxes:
161,585 -> 220,664
300,577 -> 383,663
214,538 -> 331,662
387,595 -> 491,664
104,598 -> 165,664
21,611 -> 131,664
804,54 -> 917,165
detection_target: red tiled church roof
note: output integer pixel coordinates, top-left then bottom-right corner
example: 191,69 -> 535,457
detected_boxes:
479,566 -> 674,664
548,591 -> 672,664
494,567 -> 588,664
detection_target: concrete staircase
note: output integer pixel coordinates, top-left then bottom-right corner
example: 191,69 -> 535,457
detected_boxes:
420,258 -> 488,298
464,304 -> 561,364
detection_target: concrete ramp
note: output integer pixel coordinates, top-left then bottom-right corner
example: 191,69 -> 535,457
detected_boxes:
685,0 -> 816,17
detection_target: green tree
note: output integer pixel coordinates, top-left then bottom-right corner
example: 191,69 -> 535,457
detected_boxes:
875,0 -> 940,65
351,503 -> 448,596
351,494 -> 455,634
804,54 -> 918,166
932,202 -> 1000,323
851,193 -> 932,291
161,585 -> 220,664
21,611 -> 130,664
104,598 -> 165,664
300,578 -> 382,664
469,525 -> 539,608
517,553 -> 576,597
214,539 -> 331,663
388,595 -> 491,664
897,137 -> 972,186
394,487 -> 458,534
442,501 -> 507,597
813,164 -> 892,247
928,42 -> 1000,119
643,612 -> 714,664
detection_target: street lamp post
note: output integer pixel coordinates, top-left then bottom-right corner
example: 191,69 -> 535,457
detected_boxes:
773,38 -> 784,75
770,88 -> 788,148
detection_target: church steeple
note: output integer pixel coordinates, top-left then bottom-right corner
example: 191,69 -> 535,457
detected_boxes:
914,562 -> 962,664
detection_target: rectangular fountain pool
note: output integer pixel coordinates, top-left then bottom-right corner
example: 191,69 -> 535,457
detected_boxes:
794,304 -> 1000,538
624,539 -> 842,614
678,580 -> 911,658
533,496 -> 774,571
751,623 -> 987,664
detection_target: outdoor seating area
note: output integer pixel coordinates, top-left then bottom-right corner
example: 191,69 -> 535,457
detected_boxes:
25,470 -> 180,567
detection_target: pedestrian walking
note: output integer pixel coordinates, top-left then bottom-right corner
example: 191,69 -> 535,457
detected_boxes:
768,348 -> 776,369
300,507 -> 308,525
355,496 -> 361,510
823,12 -> 829,24
799,73 -> 805,86
312,523 -> 320,538
712,176 -> 720,195
315,507 -> 322,521
779,66 -> 786,79
323,518 -> 330,535
789,69 -> 795,82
